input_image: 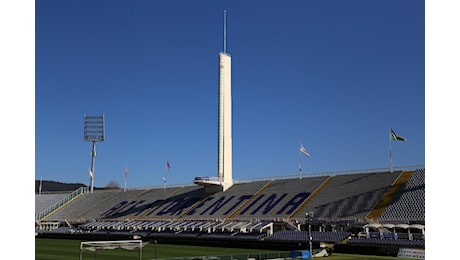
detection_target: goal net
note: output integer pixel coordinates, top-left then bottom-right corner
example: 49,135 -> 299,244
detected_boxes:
79,240 -> 148,260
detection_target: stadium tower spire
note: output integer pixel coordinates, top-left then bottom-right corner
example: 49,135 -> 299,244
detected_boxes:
223,9 -> 227,53
194,10 -> 233,192
217,10 -> 233,191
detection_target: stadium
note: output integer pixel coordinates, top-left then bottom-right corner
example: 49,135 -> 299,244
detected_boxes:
35,166 -> 425,258
35,7 -> 424,260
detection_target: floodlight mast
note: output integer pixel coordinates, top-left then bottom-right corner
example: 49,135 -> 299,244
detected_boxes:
84,114 -> 105,193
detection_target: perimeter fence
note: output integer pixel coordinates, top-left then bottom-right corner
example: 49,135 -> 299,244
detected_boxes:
152,251 -> 292,260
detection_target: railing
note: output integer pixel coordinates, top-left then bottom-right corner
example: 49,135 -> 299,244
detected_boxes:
194,176 -> 223,182
126,183 -> 196,191
155,251 -> 292,260
84,165 -> 425,192
233,165 -> 425,184
35,186 -> 88,221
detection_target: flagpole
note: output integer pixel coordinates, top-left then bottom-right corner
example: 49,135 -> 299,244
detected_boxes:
124,167 -> 127,192
164,161 -> 171,189
163,162 -> 167,189
88,168 -> 92,192
299,150 -> 303,179
39,176 -> 42,195
298,141 -> 302,179
389,127 -> 393,173
299,142 -> 310,178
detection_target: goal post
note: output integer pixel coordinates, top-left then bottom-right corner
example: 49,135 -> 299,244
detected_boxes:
79,240 -> 147,260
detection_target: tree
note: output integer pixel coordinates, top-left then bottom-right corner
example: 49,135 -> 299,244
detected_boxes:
105,180 -> 120,189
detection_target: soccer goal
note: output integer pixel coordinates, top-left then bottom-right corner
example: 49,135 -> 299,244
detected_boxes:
79,240 -> 148,260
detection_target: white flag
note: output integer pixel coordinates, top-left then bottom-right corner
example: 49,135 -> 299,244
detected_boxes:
300,144 -> 310,157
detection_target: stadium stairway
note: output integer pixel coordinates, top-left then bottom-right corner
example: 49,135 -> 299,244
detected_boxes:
44,190 -> 122,223
366,171 -> 414,221
36,193 -> 70,214
36,187 -> 87,221
132,187 -> 179,219
223,180 -> 273,220
75,189 -> 150,221
378,168 -> 425,222
75,189 -> 123,220
172,191 -> 216,220
289,171 -> 402,222
287,176 -> 334,220
130,186 -> 201,220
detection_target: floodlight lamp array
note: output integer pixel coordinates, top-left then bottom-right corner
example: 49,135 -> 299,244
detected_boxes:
84,114 -> 105,142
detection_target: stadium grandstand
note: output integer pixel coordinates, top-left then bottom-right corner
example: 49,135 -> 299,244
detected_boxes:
35,166 -> 425,256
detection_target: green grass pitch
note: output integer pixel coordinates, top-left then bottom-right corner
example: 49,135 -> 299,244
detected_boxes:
35,238 -> 412,260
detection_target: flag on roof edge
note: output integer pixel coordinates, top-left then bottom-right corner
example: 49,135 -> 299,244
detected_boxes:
300,144 -> 310,157
166,161 -> 171,170
390,128 -> 406,141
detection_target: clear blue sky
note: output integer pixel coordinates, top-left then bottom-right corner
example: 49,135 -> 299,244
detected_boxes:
33,0 -> 426,188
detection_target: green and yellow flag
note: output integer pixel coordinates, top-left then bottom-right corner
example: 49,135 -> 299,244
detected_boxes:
390,128 -> 406,141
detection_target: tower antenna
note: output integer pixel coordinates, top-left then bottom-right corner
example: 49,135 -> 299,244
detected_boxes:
223,10 -> 227,53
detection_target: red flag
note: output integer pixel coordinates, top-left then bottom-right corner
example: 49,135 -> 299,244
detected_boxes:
166,161 -> 171,170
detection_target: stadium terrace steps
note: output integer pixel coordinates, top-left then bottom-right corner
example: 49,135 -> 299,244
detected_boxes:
43,169 -> 425,225
140,186 -> 206,220
264,230 -> 351,244
291,171 -> 402,222
35,193 -> 71,214
378,169 -> 425,222
77,189 -> 145,220
366,171 -> 415,221
164,187 -> 187,199
242,176 -> 329,220
106,186 -> 205,220
288,176 -> 334,220
38,168 -> 425,253
178,180 -> 273,220
43,190 -> 118,222
36,187 -> 88,221
75,189 -> 124,220
173,191 -> 216,221
127,187 -> 188,220
224,180 -> 273,220
347,237 -> 424,247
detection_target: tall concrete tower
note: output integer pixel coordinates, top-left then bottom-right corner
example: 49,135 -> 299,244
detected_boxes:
217,10 -> 233,191
194,10 -> 233,192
